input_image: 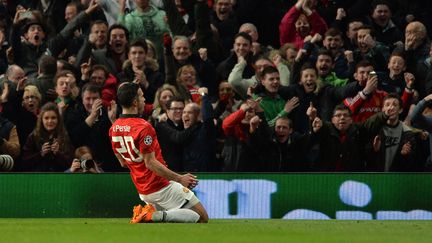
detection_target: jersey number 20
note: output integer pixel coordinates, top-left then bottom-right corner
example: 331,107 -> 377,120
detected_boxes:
112,136 -> 144,162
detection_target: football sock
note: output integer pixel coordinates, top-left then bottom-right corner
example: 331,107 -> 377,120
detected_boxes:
152,209 -> 200,223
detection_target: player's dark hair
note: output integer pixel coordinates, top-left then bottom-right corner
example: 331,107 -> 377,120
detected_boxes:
117,82 -> 139,108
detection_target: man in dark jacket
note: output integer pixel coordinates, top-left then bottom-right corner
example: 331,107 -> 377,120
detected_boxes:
34,55 -> 57,105
119,39 -> 164,104
217,32 -> 255,81
182,87 -> 217,172
211,0 -> 239,58
368,0 -> 403,48
155,97 -> 197,172
64,83 -> 122,172
165,35 -> 218,99
10,1 -> 100,79
309,102 -> 394,172
369,94 -> 423,171
250,116 -> 310,172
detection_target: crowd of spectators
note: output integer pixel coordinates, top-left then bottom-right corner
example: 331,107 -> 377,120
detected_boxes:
0,0 -> 432,173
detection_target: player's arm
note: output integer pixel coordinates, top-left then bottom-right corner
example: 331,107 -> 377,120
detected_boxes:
114,153 -> 128,168
143,152 -> 198,189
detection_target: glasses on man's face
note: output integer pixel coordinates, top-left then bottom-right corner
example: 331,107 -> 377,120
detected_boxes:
169,107 -> 184,111
333,113 -> 350,118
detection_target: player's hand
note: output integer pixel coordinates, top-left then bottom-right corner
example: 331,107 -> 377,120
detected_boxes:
179,173 -> 198,189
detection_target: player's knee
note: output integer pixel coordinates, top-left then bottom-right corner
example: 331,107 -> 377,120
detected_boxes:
198,217 -> 208,223
198,214 -> 209,223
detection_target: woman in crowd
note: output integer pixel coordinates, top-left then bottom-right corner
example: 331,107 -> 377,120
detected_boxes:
150,84 -> 180,124
176,64 -> 201,103
21,102 -> 74,172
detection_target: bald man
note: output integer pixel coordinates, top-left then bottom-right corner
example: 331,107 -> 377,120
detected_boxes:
395,21 -> 431,97
405,21 -> 428,51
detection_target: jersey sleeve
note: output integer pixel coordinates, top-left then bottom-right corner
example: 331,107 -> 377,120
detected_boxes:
138,124 -> 158,155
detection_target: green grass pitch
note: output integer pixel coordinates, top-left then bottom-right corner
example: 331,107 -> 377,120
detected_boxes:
1,219 -> 431,243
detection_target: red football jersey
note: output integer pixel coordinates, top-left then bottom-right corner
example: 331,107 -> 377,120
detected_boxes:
109,115 -> 169,195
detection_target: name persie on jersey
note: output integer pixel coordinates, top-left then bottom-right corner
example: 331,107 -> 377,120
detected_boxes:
112,124 -> 131,132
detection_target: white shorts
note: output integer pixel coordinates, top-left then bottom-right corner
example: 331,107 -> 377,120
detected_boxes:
139,181 -> 200,211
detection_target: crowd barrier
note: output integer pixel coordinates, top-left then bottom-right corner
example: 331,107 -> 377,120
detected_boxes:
0,173 -> 431,219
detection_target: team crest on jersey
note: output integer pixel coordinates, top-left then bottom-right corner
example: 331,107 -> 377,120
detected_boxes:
144,135 -> 153,145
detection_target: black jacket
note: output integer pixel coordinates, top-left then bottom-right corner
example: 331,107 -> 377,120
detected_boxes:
64,102 -> 124,172
119,64 -> 164,104
155,119 -> 198,172
11,11 -> 91,78
311,112 -> 387,172
182,95 -> 217,172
